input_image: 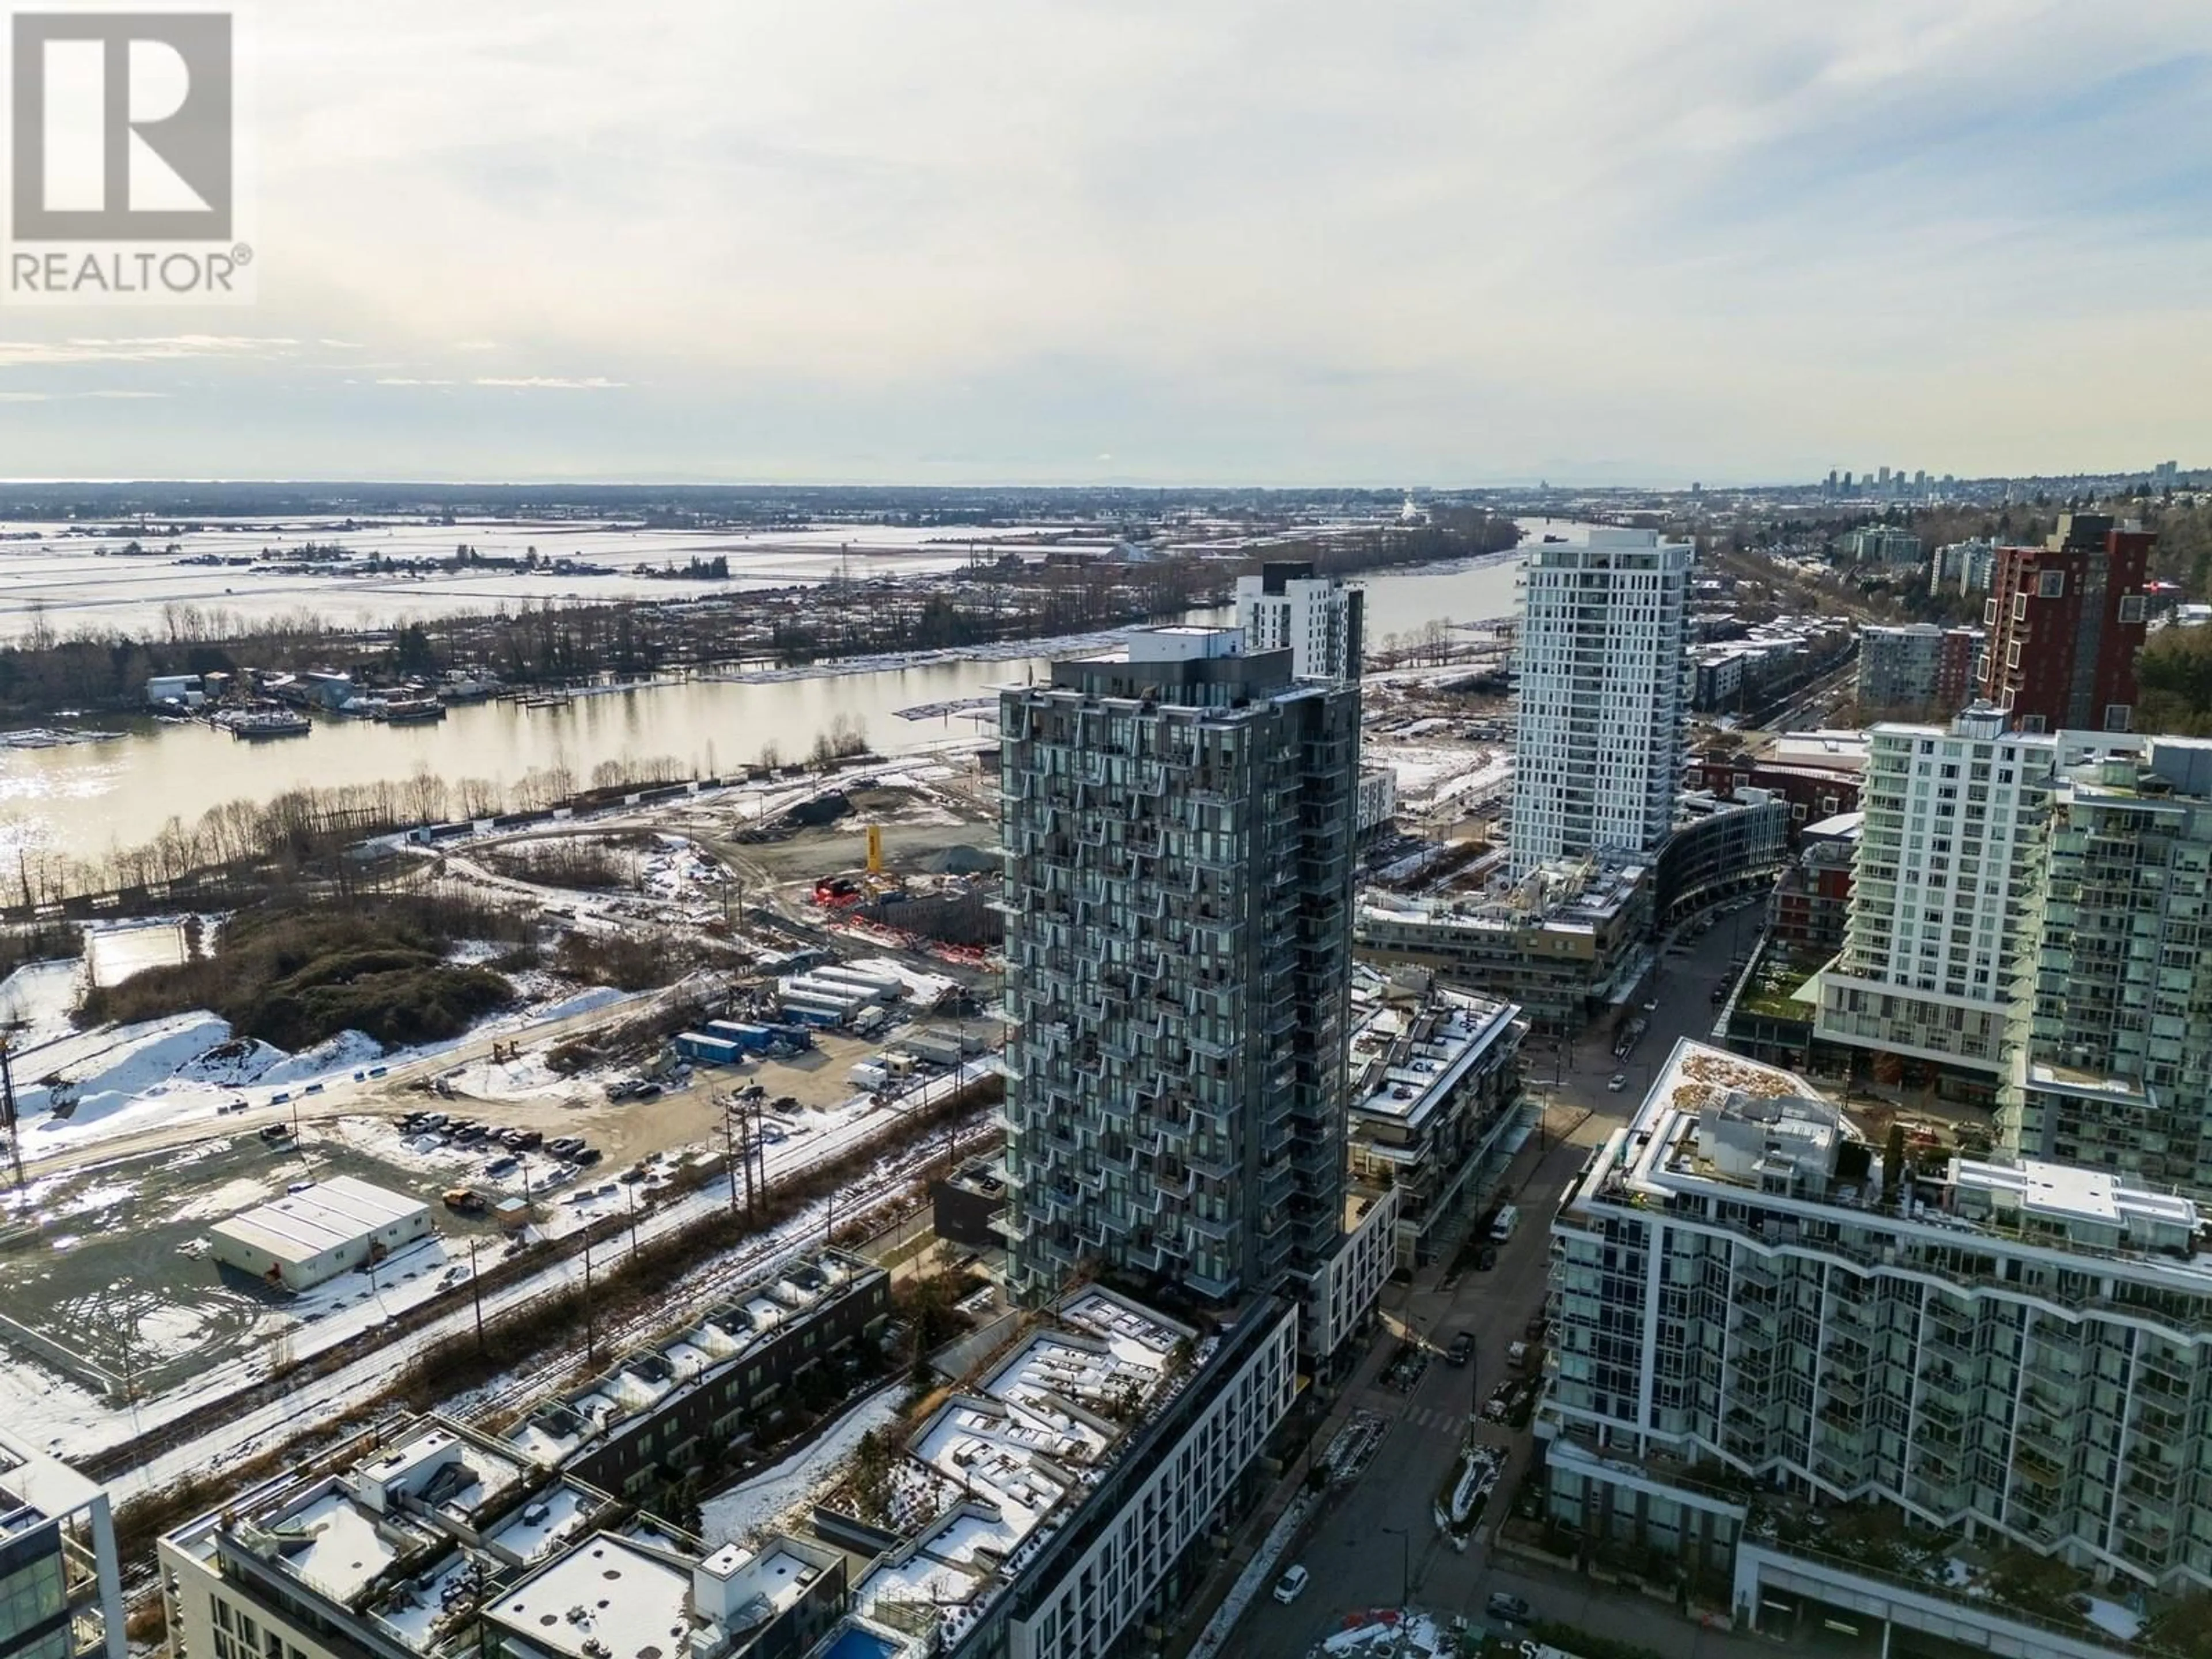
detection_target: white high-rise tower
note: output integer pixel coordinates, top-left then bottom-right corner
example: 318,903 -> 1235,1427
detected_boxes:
1234,562 -> 1363,682
1509,530 -> 1692,876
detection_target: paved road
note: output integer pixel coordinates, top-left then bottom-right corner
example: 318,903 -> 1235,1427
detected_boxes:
1218,902 -> 1775,1657
1527,899 -> 1767,1117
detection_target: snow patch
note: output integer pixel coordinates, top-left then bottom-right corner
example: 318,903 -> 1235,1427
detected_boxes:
700,1383 -> 907,1546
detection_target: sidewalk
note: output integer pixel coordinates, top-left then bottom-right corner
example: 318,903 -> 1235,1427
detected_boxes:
1165,1122 -> 1571,1659
1165,1291 -> 1406,1658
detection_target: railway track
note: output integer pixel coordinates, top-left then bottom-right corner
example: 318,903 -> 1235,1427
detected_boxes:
85,1081 -> 995,1492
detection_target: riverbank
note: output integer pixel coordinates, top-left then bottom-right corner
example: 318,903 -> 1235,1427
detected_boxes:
0,527 -> 1558,862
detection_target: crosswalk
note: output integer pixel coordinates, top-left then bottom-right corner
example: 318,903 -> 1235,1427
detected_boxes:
1399,1404 -> 1464,1435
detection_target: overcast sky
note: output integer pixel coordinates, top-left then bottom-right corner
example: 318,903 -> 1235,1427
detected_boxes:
2,0 -> 2208,485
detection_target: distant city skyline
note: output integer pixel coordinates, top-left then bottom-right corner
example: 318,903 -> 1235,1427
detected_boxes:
0,1 -> 2207,483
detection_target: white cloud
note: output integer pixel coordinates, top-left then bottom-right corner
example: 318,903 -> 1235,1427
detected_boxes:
471,376 -> 625,390
2,1 -> 2207,479
0,336 -> 301,369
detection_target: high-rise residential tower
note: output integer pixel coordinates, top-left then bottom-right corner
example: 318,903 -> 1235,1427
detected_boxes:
1811,706 -> 2058,1077
1234,561 -> 1363,681
1510,529 -> 1692,877
998,627 -> 1359,1305
2003,737 -> 2212,1193
1979,512 -> 2154,733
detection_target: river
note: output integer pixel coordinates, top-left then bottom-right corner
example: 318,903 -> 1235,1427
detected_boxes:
0,525 -> 1583,861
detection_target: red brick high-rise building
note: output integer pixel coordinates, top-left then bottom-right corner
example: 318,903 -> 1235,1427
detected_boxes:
1979,512 -> 2153,732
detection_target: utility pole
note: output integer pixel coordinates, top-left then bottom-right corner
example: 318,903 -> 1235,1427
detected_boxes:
583,1234 -> 599,1362
0,1041 -> 22,1191
469,1237 -> 484,1353
721,1096 -> 741,1217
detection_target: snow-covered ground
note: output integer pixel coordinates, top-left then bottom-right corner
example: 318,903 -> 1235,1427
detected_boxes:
5,971 -> 642,1168
699,1382 -> 906,1546
1320,1612 -> 1450,1656
0,958 -> 84,1048
1370,741 -> 1512,813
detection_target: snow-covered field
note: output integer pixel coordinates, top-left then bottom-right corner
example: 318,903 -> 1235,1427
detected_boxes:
1369,741 -> 1512,813
0,517 -> 1031,642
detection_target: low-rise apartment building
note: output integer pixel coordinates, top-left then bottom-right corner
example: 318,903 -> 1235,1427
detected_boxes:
1655,790 -> 1789,929
1344,971 -> 1527,1269
813,1286 -> 1301,1659
1357,856 -> 1653,1032
502,1249 -> 891,1502
161,1418 -> 845,1659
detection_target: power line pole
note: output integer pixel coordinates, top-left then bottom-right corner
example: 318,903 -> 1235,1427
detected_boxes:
720,1095 -> 740,1217
0,1041 -> 22,1191
468,1237 -> 486,1351
583,1237 -> 596,1363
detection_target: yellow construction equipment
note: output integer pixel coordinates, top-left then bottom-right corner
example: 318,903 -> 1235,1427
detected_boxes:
866,823 -> 882,874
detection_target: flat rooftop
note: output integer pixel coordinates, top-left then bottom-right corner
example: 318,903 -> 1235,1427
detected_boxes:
486,1535 -> 690,1659
1765,730 -> 1870,772
1577,1039 -> 2206,1268
1347,985 -> 1519,1130
210,1174 -> 427,1265
256,1479 -> 431,1603
0,1431 -> 104,1523
849,1289 -> 1200,1647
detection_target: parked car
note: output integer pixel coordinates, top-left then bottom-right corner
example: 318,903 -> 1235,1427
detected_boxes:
1608,1072 -> 1627,1092
503,1128 -> 543,1151
484,1156 -> 520,1178
1474,1244 -> 1499,1271
547,1136 -> 584,1157
1272,1566 -> 1310,1604
1487,1592 -> 1532,1625
572,1146 -> 604,1166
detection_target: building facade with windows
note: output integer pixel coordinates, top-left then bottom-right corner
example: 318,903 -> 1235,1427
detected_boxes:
1810,709 -> 2065,1078
1854,624 -> 1980,719
1357,856 -> 1653,1033
1542,1039 -> 2212,1623
0,1434 -> 122,1659
1840,525 -> 1925,566
998,628 -> 1359,1309
2002,737 -> 2212,1198
1510,532 -> 1692,876
1233,562 -> 1363,683
1654,790 -> 1790,929
1979,513 -> 2154,733
499,1249 -> 891,1503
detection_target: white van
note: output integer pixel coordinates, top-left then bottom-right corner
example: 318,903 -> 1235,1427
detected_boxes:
1490,1205 -> 1520,1244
